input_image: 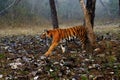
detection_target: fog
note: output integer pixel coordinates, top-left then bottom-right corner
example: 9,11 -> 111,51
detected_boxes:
0,0 -> 119,26
26,0 -> 119,19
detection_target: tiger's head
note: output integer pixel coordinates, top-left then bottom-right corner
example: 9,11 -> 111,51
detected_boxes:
40,29 -> 52,39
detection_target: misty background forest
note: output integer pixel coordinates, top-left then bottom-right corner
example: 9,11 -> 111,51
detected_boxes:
0,0 -> 119,28
0,0 -> 120,80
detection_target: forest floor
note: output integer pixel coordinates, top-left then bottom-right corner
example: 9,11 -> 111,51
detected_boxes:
0,23 -> 120,80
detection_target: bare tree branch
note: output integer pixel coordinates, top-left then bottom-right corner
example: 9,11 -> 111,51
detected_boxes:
14,0 -> 22,5
99,0 -> 111,16
0,0 -> 21,15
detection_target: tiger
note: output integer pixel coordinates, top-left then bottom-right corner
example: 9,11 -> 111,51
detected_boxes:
40,25 -> 88,56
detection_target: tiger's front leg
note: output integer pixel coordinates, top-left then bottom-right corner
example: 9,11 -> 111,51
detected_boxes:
44,42 -> 58,56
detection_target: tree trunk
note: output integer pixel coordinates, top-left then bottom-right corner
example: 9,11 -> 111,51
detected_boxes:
86,0 -> 96,28
119,0 -> 120,16
49,0 -> 59,29
79,0 -> 96,47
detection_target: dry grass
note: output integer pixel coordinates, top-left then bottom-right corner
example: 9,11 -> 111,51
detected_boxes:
0,22 -> 119,37
94,24 -> 120,33
0,25 -> 51,37
0,22 -> 83,37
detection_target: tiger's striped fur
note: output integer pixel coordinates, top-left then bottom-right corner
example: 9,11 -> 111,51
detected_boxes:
41,25 -> 88,56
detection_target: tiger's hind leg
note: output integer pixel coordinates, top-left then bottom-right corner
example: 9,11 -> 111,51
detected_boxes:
44,42 -> 58,56
78,36 -> 87,51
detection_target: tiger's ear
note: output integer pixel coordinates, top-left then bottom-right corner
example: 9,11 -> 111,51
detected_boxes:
44,29 -> 47,32
44,29 -> 49,34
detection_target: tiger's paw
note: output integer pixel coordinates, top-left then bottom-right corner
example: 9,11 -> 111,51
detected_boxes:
44,54 -> 49,57
44,52 -> 51,57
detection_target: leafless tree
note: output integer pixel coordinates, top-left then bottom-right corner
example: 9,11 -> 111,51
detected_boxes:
49,0 -> 59,29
